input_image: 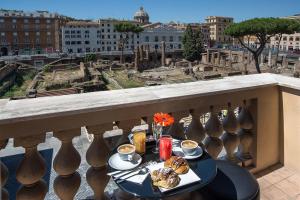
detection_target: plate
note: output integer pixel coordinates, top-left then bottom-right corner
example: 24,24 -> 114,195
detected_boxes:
108,153 -> 142,171
148,162 -> 201,192
172,146 -> 203,160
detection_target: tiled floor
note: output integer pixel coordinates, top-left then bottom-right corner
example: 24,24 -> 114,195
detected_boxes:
255,165 -> 300,200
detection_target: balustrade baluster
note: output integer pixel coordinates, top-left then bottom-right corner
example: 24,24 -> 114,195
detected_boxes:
15,136 -> 47,200
0,139 -> 9,200
186,110 -> 206,146
237,100 -> 254,166
204,106 -> 223,159
86,124 -> 112,200
167,111 -> 188,138
221,103 -> 240,162
53,129 -> 81,200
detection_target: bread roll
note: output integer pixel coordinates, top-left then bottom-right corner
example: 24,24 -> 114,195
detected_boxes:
151,168 -> 180,189
164,156 -> 189,174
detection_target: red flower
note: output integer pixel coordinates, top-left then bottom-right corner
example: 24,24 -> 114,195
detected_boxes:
153,112 -> 174,126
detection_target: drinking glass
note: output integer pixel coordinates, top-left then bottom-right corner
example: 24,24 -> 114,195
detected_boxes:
152,123 -> 162,153
159,135 -> 172,161
133,129 -> 146,155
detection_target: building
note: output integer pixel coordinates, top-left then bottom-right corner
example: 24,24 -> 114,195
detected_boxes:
140,23 -> 184,52
133,7 -> 150,25
0,9 -> 67,56
205,16 -> 234,45
61,7 -> 184,54
269,14 -> 300,51
62,21 -> 101,53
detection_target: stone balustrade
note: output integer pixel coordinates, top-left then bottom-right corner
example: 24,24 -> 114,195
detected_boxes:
0,73 -> 300,199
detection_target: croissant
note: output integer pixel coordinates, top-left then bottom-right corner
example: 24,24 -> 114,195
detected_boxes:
151,168 -> 180,189
164,156 -> 189,174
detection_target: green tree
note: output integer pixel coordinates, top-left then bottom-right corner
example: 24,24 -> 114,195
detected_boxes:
84,53 -> 96,62
225,18 -> 300,73
114,22 -> 144,63
182,25 -> 203,61
273,19 -> 300,67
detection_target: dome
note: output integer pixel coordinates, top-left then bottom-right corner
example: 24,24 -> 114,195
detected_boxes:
134,7 -> 149,24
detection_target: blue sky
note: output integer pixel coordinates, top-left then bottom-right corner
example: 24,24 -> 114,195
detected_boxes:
1,0 -> 299,23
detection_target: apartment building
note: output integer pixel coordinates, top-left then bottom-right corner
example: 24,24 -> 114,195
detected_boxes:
205,16 -> 234,45
0,9 -> 67,56
62,21 -> 101,53
269,14 -> 300,51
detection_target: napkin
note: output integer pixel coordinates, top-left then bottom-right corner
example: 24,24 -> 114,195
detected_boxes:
108,161 -> 157,185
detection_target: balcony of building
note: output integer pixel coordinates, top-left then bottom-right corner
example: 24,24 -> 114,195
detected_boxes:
0,73 -> 299,200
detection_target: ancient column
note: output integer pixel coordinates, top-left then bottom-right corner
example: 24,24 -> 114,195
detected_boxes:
134,47 -> 140,70
260,53 -> 264,66
217,51 -> 221,66
161,41 -> 166,66
283,55 -> 288,68
268,49 -> 272,67
139,45 -> 144,62
206,49 -> 210,64
145,45 -> 150,60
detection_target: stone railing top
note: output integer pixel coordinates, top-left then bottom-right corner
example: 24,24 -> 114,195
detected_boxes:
0,73 -> 299,125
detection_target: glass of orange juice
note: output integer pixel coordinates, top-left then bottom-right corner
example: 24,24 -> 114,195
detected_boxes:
133,129 -> 146,155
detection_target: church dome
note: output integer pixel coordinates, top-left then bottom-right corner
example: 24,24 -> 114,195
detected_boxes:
134,7 -> 149,24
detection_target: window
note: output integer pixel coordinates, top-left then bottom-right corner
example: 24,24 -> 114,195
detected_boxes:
154,36 -> 159,42
71,41 -> 76,45
46,19 -> 51,23
108,35 -> 110,39
12,19 -> 17,23
36,32 -> 40,36
178,44 -> 182,49
107,29 -> 110,32
77,41 -> 81,44
77,48 -> 82,53
12,24 -> 17,29
0,19 -> 4,23
86,47 -> 90,52
35,25 -> 40,29
289,37 -> 294,41
25,32 -> 29,36
35,19 -> 40,23
162,36 -> 166,41
169,36 -> 174,42
65,41 -> 70,45
155,44 -> 159,49
24,19 -> 28,23
1,32 -> 5,36
102,35 -> 105,39
113,35 -> 116,39
47,32 -> 51,36
170,44 -> 173,49
13,32 -> 18,36
36,37 -> 40,44
283,37 -> 287,41
145,36 -> 149,42
296,37 -> 300,41
85,41 -> 90,44
47,37 -> 52,44
178,36 -> 182,42
71,30 -> 76,34
77,35 -> 81,38
65,35 -> 70,38
65,30 -> 70,34
85,30 -> 89,34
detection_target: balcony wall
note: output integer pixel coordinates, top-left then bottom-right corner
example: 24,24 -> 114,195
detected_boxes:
0,73 -> 299,199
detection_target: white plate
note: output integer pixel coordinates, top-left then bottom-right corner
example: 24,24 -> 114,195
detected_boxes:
172,146 -> 203,160
148,162 -> 201,192
108,153 -> 142,171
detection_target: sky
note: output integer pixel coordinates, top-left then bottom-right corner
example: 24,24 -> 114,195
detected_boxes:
1,0 -> 300,23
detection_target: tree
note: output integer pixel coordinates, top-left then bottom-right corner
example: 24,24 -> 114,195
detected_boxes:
114,22 -> 144,63
182,25 -> 204,61
273,19 -> 300,67
225,18 -> 300,73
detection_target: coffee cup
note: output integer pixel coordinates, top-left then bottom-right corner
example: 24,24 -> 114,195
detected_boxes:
117,144 -> 136,161
181,140 -> 198,156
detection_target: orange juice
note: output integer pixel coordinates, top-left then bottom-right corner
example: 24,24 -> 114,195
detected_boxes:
133,130 -> 146,154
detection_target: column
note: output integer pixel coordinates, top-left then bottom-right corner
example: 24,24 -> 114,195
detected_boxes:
268,49 -> 272,67
134,47 -> 140,70
161,41 -> 166,66
0,139 -> 9,200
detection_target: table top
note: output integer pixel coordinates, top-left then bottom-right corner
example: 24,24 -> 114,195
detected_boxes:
107,142 -> 217,199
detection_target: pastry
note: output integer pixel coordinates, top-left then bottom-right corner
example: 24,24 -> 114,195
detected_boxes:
164,156 -> 189,174
150,167 -> 180,189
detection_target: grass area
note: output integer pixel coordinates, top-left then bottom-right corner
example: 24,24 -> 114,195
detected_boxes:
1,71 -> 36,99
107,71 -> 144,89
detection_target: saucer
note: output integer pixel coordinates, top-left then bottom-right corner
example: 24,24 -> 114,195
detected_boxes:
108,153 -> 142,171
172,146 -> 203,160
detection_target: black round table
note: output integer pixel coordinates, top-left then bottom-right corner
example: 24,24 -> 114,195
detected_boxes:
107,142 -> 217,199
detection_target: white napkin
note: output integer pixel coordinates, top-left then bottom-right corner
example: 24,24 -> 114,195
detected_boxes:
108,162 -> 157,185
